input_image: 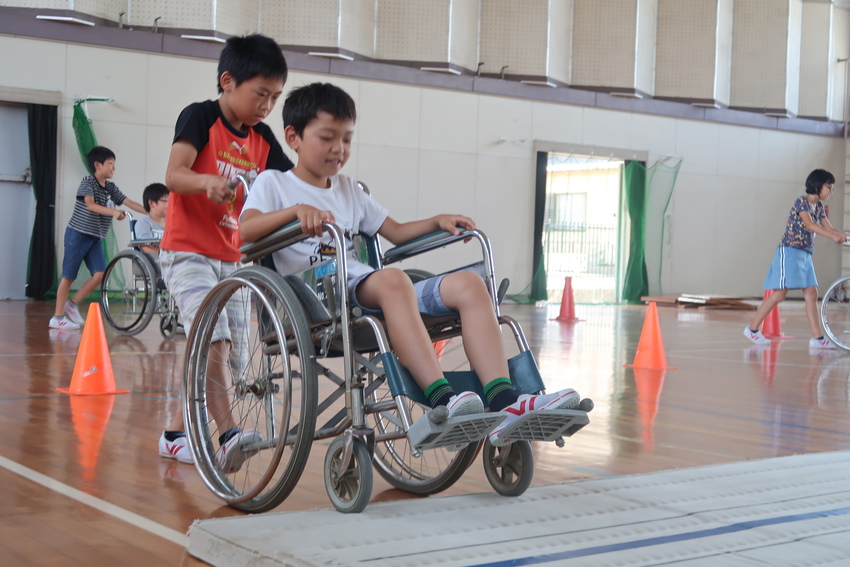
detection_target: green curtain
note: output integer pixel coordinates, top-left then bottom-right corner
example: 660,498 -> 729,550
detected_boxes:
622,161 -> 648,303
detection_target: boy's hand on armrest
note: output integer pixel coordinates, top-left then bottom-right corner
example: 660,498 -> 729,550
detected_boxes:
297,205 -> 334,238
435,214 -> 475,236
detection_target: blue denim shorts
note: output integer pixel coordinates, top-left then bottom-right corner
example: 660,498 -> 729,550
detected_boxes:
349,270 -> 452,317
62,226 -> 105,280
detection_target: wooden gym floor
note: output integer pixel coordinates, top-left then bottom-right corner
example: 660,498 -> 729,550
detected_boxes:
2,298 -> 850,566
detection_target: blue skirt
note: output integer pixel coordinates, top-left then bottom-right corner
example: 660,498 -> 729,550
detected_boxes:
763,246 -> 818,290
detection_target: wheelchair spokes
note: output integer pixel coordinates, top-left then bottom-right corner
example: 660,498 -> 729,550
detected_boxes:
184,267 -> 318,512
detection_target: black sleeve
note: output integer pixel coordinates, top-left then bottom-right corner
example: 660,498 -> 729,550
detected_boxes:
253,122 -> 294,172
172,101 -> 213,153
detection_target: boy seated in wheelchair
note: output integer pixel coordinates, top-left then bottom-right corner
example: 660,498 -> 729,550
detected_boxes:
133,182 -> 169,257
240,82 -> 582,447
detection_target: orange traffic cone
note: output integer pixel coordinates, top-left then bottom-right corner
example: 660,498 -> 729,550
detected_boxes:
761,290 -> 794,340
633,367 -> 666,448
57,303 -> 129,395
434,339 -> 451,361
552,276 -> 583,322
625,302 -> 677,370
70,394 -> 115,483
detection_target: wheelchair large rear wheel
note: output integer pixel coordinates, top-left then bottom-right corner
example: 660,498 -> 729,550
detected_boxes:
100,250 -> 156,335
821,275 -> 850,351
184,266 -> 318,513
367,372 -> 479,495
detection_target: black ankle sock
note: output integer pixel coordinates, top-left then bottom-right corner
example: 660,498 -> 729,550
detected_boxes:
163,430 -> 185,442
488,389 -> 518,412
219,427 -> 240,446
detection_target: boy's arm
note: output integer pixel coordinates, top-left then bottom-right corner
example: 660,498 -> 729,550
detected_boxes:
165,140 -> 234,205
121,198 -> 147,215
240,205 -> 334,242
377,214 -> 475,245
83,195 -> 126,220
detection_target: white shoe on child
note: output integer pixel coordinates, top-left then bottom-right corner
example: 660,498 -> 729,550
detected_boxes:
444,391 -> 484,451
488,388 -> 580,447
64,300 -> 85,325
49,316 -> 80,330
158,433 -> 194,464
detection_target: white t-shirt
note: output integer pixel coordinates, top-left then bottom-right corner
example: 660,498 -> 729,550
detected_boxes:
243,170 -> 389,279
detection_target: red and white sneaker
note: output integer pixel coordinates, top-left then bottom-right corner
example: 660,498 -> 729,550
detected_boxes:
488,388 -> 580,447
64,300 -> 85,325
158,433 -> 193,464
49,316 -> 80,330
219,429 -> 263,473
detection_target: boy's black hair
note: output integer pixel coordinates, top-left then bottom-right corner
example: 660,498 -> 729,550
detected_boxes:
86,146 -> 115,174
142,183 -> 169,213
805,169 -> 835,194
282,82 -> 356,137
217,34 -> 288,94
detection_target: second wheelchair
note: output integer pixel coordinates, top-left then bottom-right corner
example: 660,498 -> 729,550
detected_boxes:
100,213 -> 181,338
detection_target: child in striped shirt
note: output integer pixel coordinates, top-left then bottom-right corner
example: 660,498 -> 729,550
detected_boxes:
50,146 -> 145,330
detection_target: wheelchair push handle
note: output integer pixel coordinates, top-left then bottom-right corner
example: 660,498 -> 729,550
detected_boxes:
227,174 -> 252,196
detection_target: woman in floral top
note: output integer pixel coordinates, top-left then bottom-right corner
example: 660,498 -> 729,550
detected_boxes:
744,169 -> 848,349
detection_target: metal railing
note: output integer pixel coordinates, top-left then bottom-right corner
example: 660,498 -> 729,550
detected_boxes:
543,222 -> 617,278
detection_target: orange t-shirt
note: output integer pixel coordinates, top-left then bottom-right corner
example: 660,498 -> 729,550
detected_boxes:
160,100 -> 293,261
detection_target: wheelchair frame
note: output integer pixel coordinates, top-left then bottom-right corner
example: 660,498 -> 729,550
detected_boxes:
100,212 -> 181,338
182,217 -> 592,513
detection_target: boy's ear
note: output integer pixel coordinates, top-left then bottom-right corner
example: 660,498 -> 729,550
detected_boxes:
283,125 -> 300,151
219,71 -> 236,93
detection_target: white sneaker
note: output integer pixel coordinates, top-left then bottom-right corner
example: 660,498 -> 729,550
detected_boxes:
158,433 -> 193,464
49,316 -> 80,330
64,301 -> 85,325
489,388 -> 580,447
219,429 -> 263,473
743,326 -> 771,345
809,337 -> 837,349
445,391 -> 484,418
444,392 -> 484,451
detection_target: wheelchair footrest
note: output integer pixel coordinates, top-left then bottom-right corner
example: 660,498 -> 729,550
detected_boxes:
408,412 -> 505,451
498,409 -> 590,443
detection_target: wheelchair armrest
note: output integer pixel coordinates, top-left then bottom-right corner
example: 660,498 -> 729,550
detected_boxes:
129,239 -> 161,248
240,221 -> 309,264
382,228 -> 473,265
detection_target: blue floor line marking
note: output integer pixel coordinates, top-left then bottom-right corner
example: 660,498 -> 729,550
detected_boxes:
463,506 -> 850,567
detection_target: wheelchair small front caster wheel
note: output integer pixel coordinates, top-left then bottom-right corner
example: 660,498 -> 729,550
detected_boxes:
482,438 -> 534,497
160,315 -> 176,339
324,436 -> 373,513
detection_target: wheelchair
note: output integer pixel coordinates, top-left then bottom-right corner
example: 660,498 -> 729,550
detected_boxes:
821,274 -> 850,351
182,215 -> 593,514
100,213 -> 181,338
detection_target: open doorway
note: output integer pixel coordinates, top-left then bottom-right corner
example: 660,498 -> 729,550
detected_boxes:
540,152 -> 624,304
